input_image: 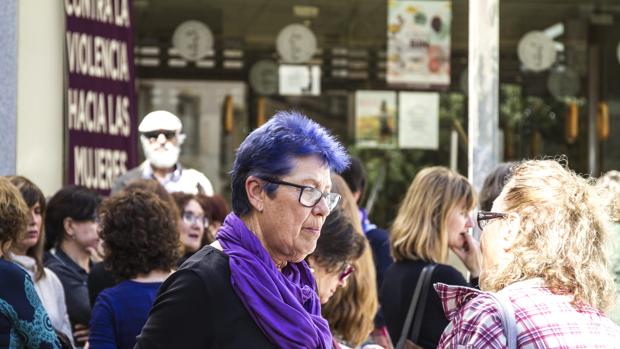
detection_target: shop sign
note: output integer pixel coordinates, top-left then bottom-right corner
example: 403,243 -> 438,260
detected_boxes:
278,65 -> 321,96
387,0 -> 452,86
355,91 -> 398,148
276,24 -> 317,64
517,31 -> 557,72
399,92 -> 439,150
172,20 -> 214,61
64,0 -> 137,194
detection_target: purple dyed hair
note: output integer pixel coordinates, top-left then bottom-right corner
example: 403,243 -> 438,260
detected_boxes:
231,111 -> 349,216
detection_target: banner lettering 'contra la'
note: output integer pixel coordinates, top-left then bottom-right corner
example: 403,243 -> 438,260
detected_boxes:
64,0 -> 137,194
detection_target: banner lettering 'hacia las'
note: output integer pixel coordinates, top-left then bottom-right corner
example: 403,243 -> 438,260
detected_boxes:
387,0 -> 452,86
64,0 -> 137,194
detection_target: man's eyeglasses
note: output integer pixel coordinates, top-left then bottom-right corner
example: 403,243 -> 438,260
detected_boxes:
477,211 -> 507,230
142,130 -> 177,141
182,211 -> 209,227
259,177 -> 341,212
339,264 -> 355,283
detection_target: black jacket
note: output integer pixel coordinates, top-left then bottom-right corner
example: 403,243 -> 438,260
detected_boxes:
134,246 -> 277,349
380,260 -> 478,349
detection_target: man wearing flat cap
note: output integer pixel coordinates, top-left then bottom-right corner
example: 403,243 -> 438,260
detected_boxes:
111,110 -> 214,195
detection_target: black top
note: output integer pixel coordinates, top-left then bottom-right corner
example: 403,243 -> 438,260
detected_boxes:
364,227 -> 393,327
44,249 -> 93,327
380,260 -> 477,349
88,262 -> 116,306
134,245 -> 278,349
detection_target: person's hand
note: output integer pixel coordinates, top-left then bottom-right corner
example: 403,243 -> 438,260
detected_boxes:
451,232 -> 481,278
73,323 -> 89,345
87,242 -> 104,263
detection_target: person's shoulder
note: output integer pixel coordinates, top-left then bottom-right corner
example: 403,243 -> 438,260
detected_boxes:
365,227 -> 389,239
181,168 -> 214,195
41,267 -> 64,289
111,165 -> 144,193
0,258 -> 28,283
432,263 -> 468,284
174,246 -> 229,287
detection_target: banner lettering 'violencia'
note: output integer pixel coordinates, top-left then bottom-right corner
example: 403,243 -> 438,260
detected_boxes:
64,0 -> 137,194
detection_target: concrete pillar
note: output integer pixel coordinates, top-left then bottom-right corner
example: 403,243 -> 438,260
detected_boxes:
0,0 -> 18,176
468,0 -> 500,191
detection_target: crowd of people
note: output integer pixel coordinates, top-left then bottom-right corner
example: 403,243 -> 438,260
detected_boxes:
2,110 -> 620,349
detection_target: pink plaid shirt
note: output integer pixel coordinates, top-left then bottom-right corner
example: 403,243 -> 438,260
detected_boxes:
435,278 -> 620,348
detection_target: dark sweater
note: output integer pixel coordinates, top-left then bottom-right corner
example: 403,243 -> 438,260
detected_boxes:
380,260 -> 476,349
134,246 -> 277,349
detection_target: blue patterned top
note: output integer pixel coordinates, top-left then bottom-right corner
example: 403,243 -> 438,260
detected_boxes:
0,258 -> 60,349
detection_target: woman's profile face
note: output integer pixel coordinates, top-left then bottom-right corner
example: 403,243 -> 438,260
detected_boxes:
257,156 -> 332,264
311,262 -> 347,304
180,199 -> 205,253
14,202 -> 42,254
71,218 -> 100,251
480,192 -> 508,273
446,200 -> 474,251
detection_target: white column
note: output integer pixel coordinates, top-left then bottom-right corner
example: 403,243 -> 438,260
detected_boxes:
16,1 -> 65,195
468,0 -> 500,191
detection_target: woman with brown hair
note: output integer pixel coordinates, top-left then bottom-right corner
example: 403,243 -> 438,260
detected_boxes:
0,177 -> 61,348
6,176 -> 73,344
380,166 -> 480,349
89,189 -> 179,349
172,192 -> 209,265
322,174 -> 380,348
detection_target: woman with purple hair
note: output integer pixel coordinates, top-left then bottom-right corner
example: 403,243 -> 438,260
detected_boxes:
135,111 -> 350,349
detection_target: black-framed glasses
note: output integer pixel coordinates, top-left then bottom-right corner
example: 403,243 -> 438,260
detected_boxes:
477,211 -> 508,230
142,130 -> 177,141
338,263 -> 355,283
182,211 -> 209,227
259,177 -> 341,212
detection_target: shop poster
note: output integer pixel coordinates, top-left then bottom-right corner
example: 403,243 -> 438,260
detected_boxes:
398,91 -> 439,149
355,91 -> 398,148
387,0 -> 452,86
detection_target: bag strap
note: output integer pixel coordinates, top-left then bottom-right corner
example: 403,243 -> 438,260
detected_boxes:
395,264 -> 437,349
410,264 -> 436,342
487,292 -> 517,349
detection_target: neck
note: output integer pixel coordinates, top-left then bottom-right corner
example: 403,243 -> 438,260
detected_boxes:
150,163 -> 174,181
241,214 -> 288,270
132,269 -> 173,283
60,239 -> 91,272
10,245 -> 28,256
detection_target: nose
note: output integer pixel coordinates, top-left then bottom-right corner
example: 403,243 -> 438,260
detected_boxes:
311,196 -> 330,216
465,214 -> 474,229
156,133 -> 167,145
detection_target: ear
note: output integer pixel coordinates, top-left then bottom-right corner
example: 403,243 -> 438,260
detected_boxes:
501,212 -> 521,251
245,175 -> 266,212
352,191 -> 361,204
63,217 -> 74,238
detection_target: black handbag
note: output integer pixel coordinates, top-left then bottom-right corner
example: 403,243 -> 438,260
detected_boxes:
395,264 -> 437,349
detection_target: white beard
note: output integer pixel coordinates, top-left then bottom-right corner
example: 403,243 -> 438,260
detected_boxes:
141,136 -> 180,169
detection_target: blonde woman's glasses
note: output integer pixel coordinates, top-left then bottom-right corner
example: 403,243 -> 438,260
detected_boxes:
477,211 -> 507,230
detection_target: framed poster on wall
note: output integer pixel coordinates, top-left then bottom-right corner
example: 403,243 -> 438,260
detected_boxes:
355,91 -> 398,148
387,0 -> 452,86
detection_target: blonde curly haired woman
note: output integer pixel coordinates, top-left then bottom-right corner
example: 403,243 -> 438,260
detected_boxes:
437,159 -> 620,347
380,166 -> 481,349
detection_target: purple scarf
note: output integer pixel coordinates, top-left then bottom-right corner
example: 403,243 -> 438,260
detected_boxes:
217,213 -> 332,349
